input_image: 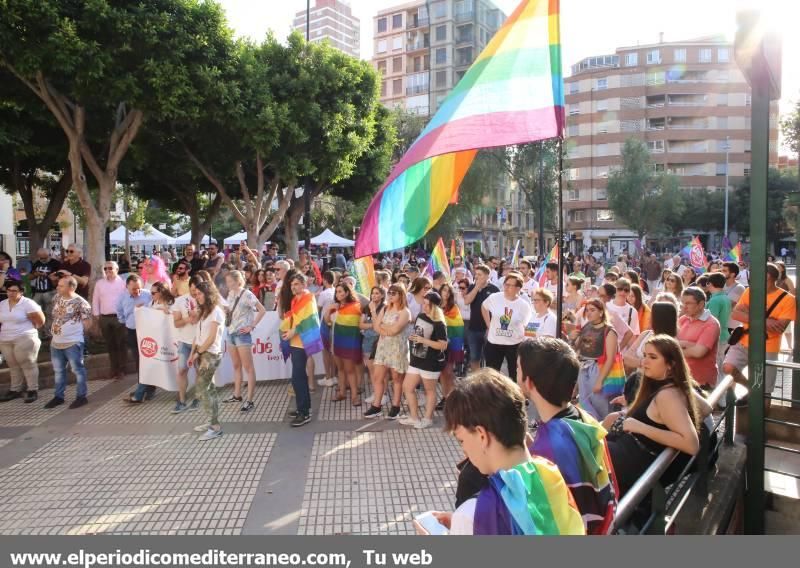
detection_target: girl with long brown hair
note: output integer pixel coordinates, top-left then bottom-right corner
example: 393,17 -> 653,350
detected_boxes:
189,282 -> 226,441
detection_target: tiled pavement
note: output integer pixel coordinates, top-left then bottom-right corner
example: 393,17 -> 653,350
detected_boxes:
0,374 -> 462,535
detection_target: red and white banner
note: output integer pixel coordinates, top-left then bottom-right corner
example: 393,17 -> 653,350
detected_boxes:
134,308 -> 323,390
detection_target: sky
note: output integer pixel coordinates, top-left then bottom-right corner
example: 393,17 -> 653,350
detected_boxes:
218,0 -> 799,145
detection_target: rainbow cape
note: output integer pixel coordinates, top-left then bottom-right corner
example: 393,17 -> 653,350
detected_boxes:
533,243 -> 559,287
529,408 -> 617,534
443,305 -> 464,364
431,237 -> 451,281
279,291 -> 323,361
332,301 -> 363,361
473,457 -> 585,535
355,0 -> 564,257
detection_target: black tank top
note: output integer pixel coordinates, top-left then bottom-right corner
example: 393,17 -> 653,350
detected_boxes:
626,386 -> 672,455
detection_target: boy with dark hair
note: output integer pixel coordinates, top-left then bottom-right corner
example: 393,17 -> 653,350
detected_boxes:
517,337 -> 618,534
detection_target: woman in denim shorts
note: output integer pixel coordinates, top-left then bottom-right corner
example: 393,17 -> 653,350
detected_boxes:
222,270 -> 266,412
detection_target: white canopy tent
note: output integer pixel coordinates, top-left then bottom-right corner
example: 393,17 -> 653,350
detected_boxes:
175,231 -> 211,245
109,225 -> 175,246
222,231 -> 249,246
310,228 -> 354,247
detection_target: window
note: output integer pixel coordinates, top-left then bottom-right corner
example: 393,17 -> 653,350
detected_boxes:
716,163 -> 728,176
745,140 -> 752,152
596,99 -> 608,112
388,56 -> 401,74
717,93 -> 728,106
717,116 -> 728,129
435,47 -> 447,64
377,60 -> 387,74
567,124 -> 579,137
392,36 -> 403,50
596,143 -> 610,156
435,24 -> 447,41
436,70 -> 447,88
597,122 -> 609,134
625,53 -> 638,66
571,210 -> 585,222
595,188 -> 607,200
596,78 -> 608,90
718,48 -> 729,62
596,209 -> 614,221
744,167 -> 751,176
380,81 -> 387,96
699,48 -> 712,63
569,105 -> 580,116
674,48 -> 686,63
647,49 -> 661,64
432,1 -> 446,19
393,79 -> 402,94
392,14 -> 403,29
717,139 -> 731,152
569,82 -> 579,94
567,168 -> 579,181
647,140 -> 664,152
377,18 -> 387,33
377,40 -> 387,53
746,94 -> 752,106
568,189 -> 580,201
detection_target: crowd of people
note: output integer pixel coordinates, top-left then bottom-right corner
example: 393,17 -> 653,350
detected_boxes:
0,239 -> 794,534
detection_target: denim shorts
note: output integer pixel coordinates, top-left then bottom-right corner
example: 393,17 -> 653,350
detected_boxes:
466,329 -> 487,363
228,331 -> 253,347
177,341 -> 193,371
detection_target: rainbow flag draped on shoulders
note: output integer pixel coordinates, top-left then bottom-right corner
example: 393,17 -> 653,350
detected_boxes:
529,408 -> 617,534
474,457 -> 586,535
279,291 -> 323,361
332,301 -> 363,362
443,305 -> 464,364
355,0 -> 564,257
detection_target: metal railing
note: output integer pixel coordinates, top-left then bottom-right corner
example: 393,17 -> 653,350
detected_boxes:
763,360 -> 800,481
609,375 -> 736,534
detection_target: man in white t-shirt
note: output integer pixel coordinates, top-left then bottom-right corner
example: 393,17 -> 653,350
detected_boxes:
171,288 -> 200,413
44,276 -> 93,409
543,262 -> 561,296
481,272 -> 532,375
519,259 -> 539,299
605,278 -> 639,349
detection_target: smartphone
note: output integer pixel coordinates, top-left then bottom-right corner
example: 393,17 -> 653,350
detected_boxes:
413,512 -> 449,536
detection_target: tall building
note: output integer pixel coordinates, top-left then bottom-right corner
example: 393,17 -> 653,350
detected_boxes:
372,0 -> 505,117
564,36 -> 779,255
292,0 -> 360,58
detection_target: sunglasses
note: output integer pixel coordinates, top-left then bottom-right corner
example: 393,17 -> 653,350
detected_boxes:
103,267 -> 114,271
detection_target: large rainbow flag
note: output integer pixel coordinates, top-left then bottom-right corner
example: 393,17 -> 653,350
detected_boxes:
533,243 -> 559,287
529,410 -> 617,534
473,457 -> 585,535
355,0 -> 564,257
331,301 -> 363,362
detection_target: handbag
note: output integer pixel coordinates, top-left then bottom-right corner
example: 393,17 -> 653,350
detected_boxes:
596,327 -> 625,399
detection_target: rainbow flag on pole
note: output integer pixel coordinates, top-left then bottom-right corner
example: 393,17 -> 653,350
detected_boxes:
510,239 -> 521,267
689,236 -> 708,273
460,239 -> 465,260
450,239 -> 456,265
353,255 -> 376,296
355,0 -> 564,257
726,242 -> 742,263
534,243 -> 559,287
430,237 -> 451,281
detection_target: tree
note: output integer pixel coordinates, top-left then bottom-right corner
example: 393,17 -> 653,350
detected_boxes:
781,98 -> 800,184
606,138 -> 684,239
181,34 -> 385,255
0,71 -> 72,258
732,168 -> 796,246
0,0 -> 235,282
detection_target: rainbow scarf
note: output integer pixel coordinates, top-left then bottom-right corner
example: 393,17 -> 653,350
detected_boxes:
431,237 -> 451,281
474,457 -> 585,535
443,305 -> 464,363
355,0 -> 563,257
279,291 -> 323,361
332,301 -> 363,361
533,243 -> 559,287
529,408 -> 617,534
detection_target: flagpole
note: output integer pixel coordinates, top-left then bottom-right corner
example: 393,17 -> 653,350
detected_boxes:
556,137 -> 565,340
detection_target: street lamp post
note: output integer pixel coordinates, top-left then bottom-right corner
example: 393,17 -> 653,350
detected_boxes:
304,0 -> 312,252
724,135 -> 730,238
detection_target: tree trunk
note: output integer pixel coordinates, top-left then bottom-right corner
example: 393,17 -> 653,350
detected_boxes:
284,202 -> 303,259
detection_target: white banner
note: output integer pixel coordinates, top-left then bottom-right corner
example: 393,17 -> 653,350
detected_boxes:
134,308 -> 323,390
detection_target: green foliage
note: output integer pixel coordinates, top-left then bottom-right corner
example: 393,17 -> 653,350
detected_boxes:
606,138 -> 685,238
732,167 -> 796,244
781,98 -> 800,158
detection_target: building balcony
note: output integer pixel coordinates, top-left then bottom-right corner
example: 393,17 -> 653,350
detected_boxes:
456,35 -> 473,45
406,84 -> 429,95
407,17 -> 430,29
454,10 -> 474,22
407,40 -> 430,52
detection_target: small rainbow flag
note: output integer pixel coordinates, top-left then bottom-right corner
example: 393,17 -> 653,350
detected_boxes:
459,239 -> 465,260
473,457 -> 586,535
450,239 -> 456,266
533,243 -> 559,287
510,239 -> 521,267
443,305 -> 464,364
353,255 -> 376,296
354,0 -> 564,257
279,291 -> 323,361
332,301 -> 363,362
430,237 -> 451,281
726,242 -> 742,263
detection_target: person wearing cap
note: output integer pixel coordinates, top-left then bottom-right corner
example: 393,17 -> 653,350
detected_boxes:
400,291 -> 448,429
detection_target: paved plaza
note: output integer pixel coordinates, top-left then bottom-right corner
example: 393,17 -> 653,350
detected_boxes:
0,376 -> 461,535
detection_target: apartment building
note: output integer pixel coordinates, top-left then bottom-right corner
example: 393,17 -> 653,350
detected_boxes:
564,36 -> 779,255
372,0 -> 505,117
293,0 -> 360,58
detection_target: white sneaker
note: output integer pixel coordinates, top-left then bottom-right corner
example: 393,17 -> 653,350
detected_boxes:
399,416 -> 419,426
198,428 -> 223,441
193,423 -> 211,432
414,418 -> 432,429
